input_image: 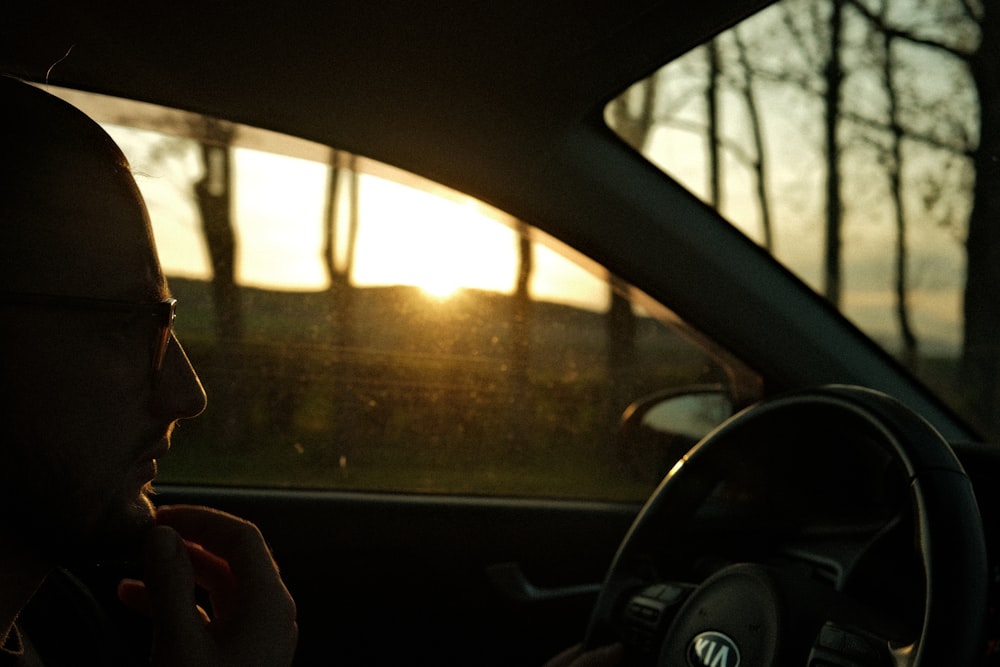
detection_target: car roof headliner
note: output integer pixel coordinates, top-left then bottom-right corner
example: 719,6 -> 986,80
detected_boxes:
3,0 -> 771,195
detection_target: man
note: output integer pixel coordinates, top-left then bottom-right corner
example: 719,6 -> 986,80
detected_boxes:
0,77 -> 297,664
0,76 -> 621,667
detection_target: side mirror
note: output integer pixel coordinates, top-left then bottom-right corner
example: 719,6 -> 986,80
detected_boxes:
617,385 -> 735,483
636,390 -> 733,440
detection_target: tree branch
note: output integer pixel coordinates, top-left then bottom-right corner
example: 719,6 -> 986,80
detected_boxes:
845,0 -> 976,60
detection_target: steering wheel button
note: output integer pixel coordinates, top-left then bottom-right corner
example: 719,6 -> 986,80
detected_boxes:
812,623 -> 886,666
818,625 -> 847,650
626,600 -> 661,624
646,584 -> 667,598
843,633 -> 879,660
656,584 -> 686,603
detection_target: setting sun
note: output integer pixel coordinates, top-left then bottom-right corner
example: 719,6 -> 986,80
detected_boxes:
350,176 -> 518,296
419,274 -> 462,299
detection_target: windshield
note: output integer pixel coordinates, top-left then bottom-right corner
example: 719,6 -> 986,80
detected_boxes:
607,0 -> 996,440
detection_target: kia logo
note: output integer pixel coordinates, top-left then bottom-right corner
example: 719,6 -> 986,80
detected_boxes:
688,630 -> 740,667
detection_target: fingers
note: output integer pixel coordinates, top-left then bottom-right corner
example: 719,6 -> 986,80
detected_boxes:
155,505 -> 282,586
119,506 -> 297,666
140,525 -> 207,649
118,538 -> 234,620
155,505 -> 294,621
152,505 -> 297,666
182,539 -> 237,616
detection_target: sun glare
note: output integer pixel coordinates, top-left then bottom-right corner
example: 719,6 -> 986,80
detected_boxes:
351,177 -> 519,297
411,262 -> 468,301
420,279 -> 460,300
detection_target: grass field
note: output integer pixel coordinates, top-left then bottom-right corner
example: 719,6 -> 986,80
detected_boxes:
158,277 -> 731,501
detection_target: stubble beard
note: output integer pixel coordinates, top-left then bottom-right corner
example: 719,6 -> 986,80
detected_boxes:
62,483 -> 159,568
0,471 -> 158,571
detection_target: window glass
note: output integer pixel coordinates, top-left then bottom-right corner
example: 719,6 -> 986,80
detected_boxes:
606,0 -> 994,439
49,87 -> 760,501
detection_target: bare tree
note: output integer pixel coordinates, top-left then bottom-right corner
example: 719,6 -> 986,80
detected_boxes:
322,150 -> 362,455
845,0 -> 921,365
846,0 -> 994,431
879,31 -> 919,368
323,150 -> 360,349
731,27 -> 775,251
509,221 -> 533,456
961,1 -> 1000,435
193,118 -> 241,341
707,39 -> 724,206
607,0 -> 995,436
823,0 -> 846,307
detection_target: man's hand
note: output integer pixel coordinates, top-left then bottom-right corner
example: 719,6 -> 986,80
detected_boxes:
543,643 -> 624,667
117,505 -> 298,666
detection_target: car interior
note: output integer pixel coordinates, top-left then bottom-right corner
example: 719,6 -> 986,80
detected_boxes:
4,0 -> 999,664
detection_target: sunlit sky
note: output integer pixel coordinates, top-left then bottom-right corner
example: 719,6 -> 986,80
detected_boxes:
630,2 -> 973,357
648,118 -> 966,356
106,125 -> 610,312
41,82 -> 607,311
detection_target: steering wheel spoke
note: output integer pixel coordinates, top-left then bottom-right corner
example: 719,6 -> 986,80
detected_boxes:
619,582 -> 695,657
809,621 -> 913,667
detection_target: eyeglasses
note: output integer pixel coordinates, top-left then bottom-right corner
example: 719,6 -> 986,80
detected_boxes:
0,293 -> 177,373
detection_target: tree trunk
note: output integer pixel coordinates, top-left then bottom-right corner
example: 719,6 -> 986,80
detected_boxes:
194,119 -> 240,341
733,27 -> 773,251
961,2 -> 1000,437
823,0 -> 844,307
509,222 -> 533,458
324,152 -> 359,461
607,280 -> 637,436
193,119 -> 244,447
707,39 -> 722,207
881,30 -> 918,368
322,149 -> 342,292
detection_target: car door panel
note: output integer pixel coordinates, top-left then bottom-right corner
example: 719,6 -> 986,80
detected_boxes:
154,486 -> 638,666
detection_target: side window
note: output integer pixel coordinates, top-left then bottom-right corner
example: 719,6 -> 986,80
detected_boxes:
53,88 -> 761,502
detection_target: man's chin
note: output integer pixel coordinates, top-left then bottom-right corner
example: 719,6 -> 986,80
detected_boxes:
61,489 -> 157,568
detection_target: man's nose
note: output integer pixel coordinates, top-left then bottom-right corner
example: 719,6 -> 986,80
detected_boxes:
152,332 -> 208,420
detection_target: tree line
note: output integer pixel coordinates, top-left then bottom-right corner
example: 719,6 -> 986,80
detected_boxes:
608,0 -> 997,438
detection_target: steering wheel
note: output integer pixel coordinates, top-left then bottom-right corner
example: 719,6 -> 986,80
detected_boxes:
585,385 -> 987,666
